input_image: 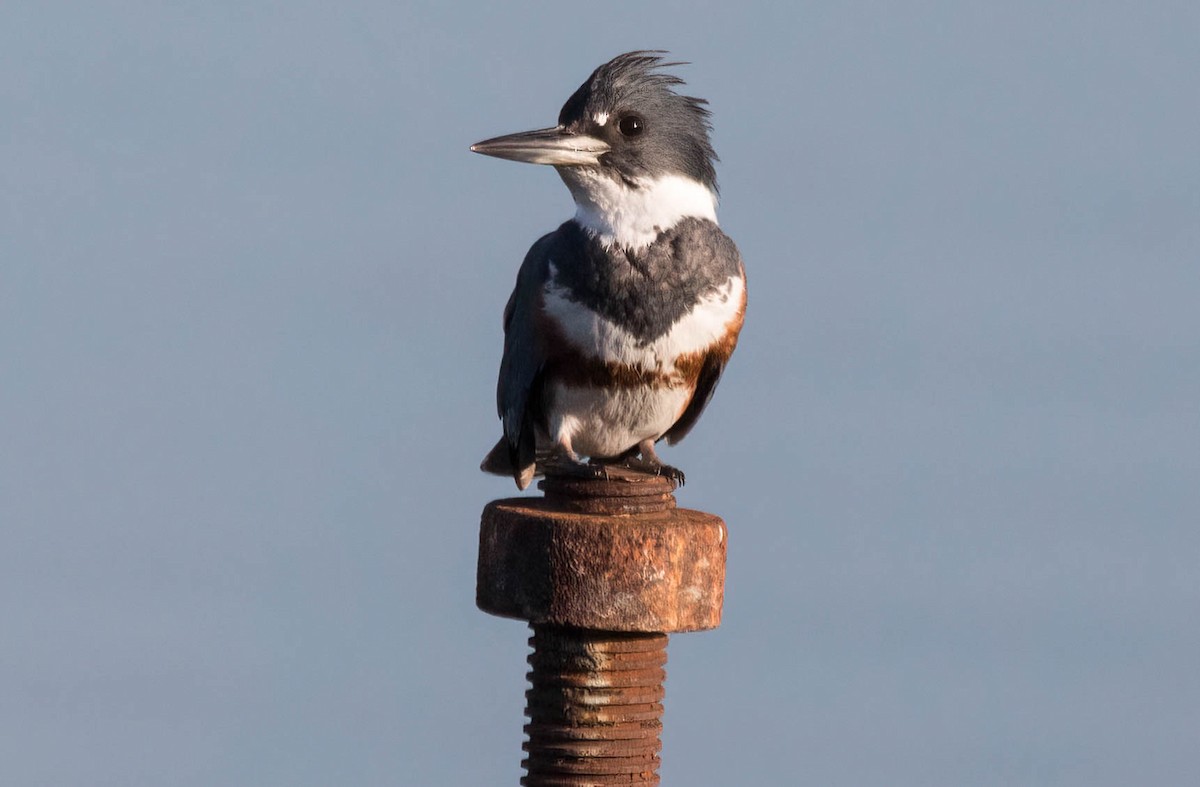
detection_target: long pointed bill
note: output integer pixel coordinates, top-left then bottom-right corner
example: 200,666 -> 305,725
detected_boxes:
470,126 -> 610,167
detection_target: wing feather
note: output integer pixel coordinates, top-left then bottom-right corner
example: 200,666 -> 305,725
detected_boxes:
664,265 -> 746,446
494,232 -> 556,482
664,353 -> 727,445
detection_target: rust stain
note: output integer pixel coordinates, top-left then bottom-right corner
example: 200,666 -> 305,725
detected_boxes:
477,469 -> 729,786
522,626 -> 669,785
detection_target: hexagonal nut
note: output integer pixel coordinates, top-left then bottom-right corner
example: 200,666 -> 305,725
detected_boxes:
477,498 -> 727,633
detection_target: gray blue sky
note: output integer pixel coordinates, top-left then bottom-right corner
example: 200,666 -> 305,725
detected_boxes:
3,2 -> 1198,785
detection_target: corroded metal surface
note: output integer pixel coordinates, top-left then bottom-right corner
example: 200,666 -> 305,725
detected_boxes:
477,473 -> 726,632
478,471 -> 728,785
522,626 -> 667,786
539,467 -> 677,515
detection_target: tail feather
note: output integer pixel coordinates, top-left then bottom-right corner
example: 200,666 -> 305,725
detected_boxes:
480,437 -> 537,490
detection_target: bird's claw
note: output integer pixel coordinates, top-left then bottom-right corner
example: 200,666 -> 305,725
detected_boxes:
543,456 -> 610,481
618,456 -> 685,486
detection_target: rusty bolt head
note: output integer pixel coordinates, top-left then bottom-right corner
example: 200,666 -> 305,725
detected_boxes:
477,471 -> 726,632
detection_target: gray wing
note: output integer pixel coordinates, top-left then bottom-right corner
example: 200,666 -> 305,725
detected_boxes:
495,233 -> 555,475
663,353 -> 728,446
664,262 -> 747,446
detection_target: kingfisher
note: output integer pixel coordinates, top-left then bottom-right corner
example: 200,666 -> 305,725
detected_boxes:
472,51 -> 746,490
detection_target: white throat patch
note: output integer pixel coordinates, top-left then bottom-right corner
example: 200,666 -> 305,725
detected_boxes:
561,171 -> 718,250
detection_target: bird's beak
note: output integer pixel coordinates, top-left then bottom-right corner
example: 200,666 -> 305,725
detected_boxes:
470,126 -> 610,167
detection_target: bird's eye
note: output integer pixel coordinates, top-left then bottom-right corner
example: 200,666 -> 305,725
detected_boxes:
618,115 -> 645,137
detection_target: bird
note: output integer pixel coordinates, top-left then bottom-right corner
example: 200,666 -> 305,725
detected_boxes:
471,51 -> 746,490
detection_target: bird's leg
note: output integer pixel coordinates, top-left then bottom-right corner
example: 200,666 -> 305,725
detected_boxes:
619,439 -> 685,486
540,441 -> 609,481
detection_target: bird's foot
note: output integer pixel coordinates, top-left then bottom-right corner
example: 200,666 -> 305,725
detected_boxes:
618,455 -> 685,486
541,452 -> 611,481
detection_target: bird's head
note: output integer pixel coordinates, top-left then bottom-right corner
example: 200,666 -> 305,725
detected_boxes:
472,51 -> 720,249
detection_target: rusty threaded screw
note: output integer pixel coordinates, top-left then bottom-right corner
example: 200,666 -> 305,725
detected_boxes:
523,626 -> 667,785
478,468 -> 727,785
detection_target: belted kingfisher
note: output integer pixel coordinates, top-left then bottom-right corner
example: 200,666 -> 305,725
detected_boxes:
472,51 -> 746,490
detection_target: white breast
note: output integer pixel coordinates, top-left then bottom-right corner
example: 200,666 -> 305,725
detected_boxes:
548,383 -> 692,459
543,272 -> 745,377
541,272 -> 744,458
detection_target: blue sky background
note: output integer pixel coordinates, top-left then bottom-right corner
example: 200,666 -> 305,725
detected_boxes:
3,2 -> 1198,785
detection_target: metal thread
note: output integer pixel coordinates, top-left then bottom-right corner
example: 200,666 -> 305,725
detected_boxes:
522,625 -> 668,786
538,469 -> 677,515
